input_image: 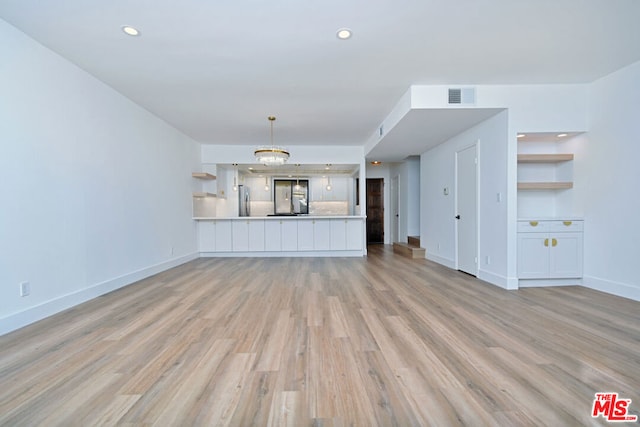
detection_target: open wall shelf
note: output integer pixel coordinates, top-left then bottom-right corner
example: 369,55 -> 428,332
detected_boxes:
517,154 -> 574,163
517,182 -> 573,190
192,172 -> 216,180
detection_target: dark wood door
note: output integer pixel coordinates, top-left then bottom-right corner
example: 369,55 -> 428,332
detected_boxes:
366,178 -> 384,244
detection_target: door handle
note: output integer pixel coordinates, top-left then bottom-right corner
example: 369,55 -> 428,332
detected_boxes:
544,238 -> 549,247
552,238 -> 557,247
455,215 -> 461,220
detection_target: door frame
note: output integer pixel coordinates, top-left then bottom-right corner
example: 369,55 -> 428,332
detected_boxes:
454,141 -> 480,276
366,178 -> 385,244
391,175 -> 400,244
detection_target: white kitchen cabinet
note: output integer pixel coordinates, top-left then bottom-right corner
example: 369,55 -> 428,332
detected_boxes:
298,219 -> 332,251
244,176 -> 272,202
345,218 -> 364,250
198,221 -> 216,252
232,220 -> 249,252
232,219 -> 265,252
198,217 -> 364,256
325,176 -> 348,201
314,219 -> 331,250
248,220 -> 265,251
517,219 -> 583,279
331,218 -> 364,250
310,176 -> 349,201
264,220 -> 282,251
281,220 -> 298,251
297,219 -> 315,251
330,220 -> 347,250
214,220 -> 233,252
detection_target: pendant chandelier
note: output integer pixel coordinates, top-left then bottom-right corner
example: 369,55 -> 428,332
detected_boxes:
254,116 -> 289,166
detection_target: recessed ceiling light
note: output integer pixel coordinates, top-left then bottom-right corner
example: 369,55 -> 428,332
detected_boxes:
557,133 -> 568,138
371,161 -> 382,165
517,134 -> 526,138
121,25 -> 140,37
336,28 -> 352,40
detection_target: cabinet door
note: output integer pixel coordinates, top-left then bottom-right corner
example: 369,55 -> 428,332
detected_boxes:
198,221 -> 216,252
310,177 -> 325,201
297,219 -> 315,251
248,220 -> 265,252
549,232 -> 583,278
517,233 -> 550,279
264,221 -> 282,251
215,221 -> 233,252
330,219 -> 347,250
345,219 -> 364,250
314,220 -> 331,250
329,177 -> 348,201
281,220 -> 298,251
232,220 -> 249,252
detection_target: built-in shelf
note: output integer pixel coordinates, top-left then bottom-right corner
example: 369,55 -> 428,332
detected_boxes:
192,172 -> 216,180
517,154 -> 574,163
518,182 -> 573,190
192,192 -> 217,198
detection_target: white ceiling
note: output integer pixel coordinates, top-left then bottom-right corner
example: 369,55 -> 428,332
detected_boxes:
2,0 -> 640,161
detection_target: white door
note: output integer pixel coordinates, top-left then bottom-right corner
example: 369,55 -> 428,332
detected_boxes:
391,175 -> 399,243
456,144 -> 478,276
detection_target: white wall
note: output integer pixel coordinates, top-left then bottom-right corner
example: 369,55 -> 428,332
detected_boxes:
406,157 -> 421,238
0,20 -> 201,335
421,111 -> 510,287
574,61 -> 640,301
388,158 -> 420,244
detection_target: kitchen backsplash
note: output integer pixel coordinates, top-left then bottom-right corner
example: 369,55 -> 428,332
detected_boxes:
309,201 -> 349,216
248,201 -> 349,216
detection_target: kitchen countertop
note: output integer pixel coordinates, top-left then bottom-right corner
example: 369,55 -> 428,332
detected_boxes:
193,215 -> 366,220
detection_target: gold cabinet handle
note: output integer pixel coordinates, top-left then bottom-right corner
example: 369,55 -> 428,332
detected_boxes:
563,221 -> 572,226
530,221 -> 539,227
544,238 -> 549,247
552,238 -> 557,247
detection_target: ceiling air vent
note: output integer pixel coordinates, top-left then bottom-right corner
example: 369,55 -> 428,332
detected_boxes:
448,87 -> 476,105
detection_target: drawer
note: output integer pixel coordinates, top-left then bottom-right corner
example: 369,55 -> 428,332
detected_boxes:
517,220 -> 551,232
517,219 -> 583,233
547,220 -> 583,233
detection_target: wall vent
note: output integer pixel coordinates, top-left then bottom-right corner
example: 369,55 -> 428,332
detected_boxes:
448,87 -> 476,105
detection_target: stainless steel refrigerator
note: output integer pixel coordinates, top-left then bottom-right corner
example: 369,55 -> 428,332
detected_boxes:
238,185 -> 250,217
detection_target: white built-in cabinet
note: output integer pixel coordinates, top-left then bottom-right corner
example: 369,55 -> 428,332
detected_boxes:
517,220 -> 583,280
199,217 -> 363,255
310,176 -> 348,201
198,220 -> 232,252
243,176 -> 272,201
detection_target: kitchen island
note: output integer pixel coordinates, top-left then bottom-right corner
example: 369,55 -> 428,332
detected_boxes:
195,216 -> 366,257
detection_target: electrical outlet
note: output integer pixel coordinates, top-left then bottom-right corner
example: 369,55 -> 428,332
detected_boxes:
486,255 -> 491,265
20,281 -> 30,297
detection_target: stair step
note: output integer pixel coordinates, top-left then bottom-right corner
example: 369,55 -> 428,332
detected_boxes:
392,242 -> 426,259
408,236 -> 420,247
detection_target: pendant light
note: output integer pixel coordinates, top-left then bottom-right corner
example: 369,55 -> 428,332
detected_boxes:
232,163 -> 238,192
254,116 -> 289,166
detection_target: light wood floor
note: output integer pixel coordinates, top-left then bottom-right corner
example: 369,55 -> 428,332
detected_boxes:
1,245 -> 639,426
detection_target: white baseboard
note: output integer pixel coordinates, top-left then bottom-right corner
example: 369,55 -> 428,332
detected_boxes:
583,275 -> 640,302
200,250 -> 365,258
0,252 -> 199,336
425,253 -> 455,269
518,278 -> 582,288
478,269 -> 519,290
